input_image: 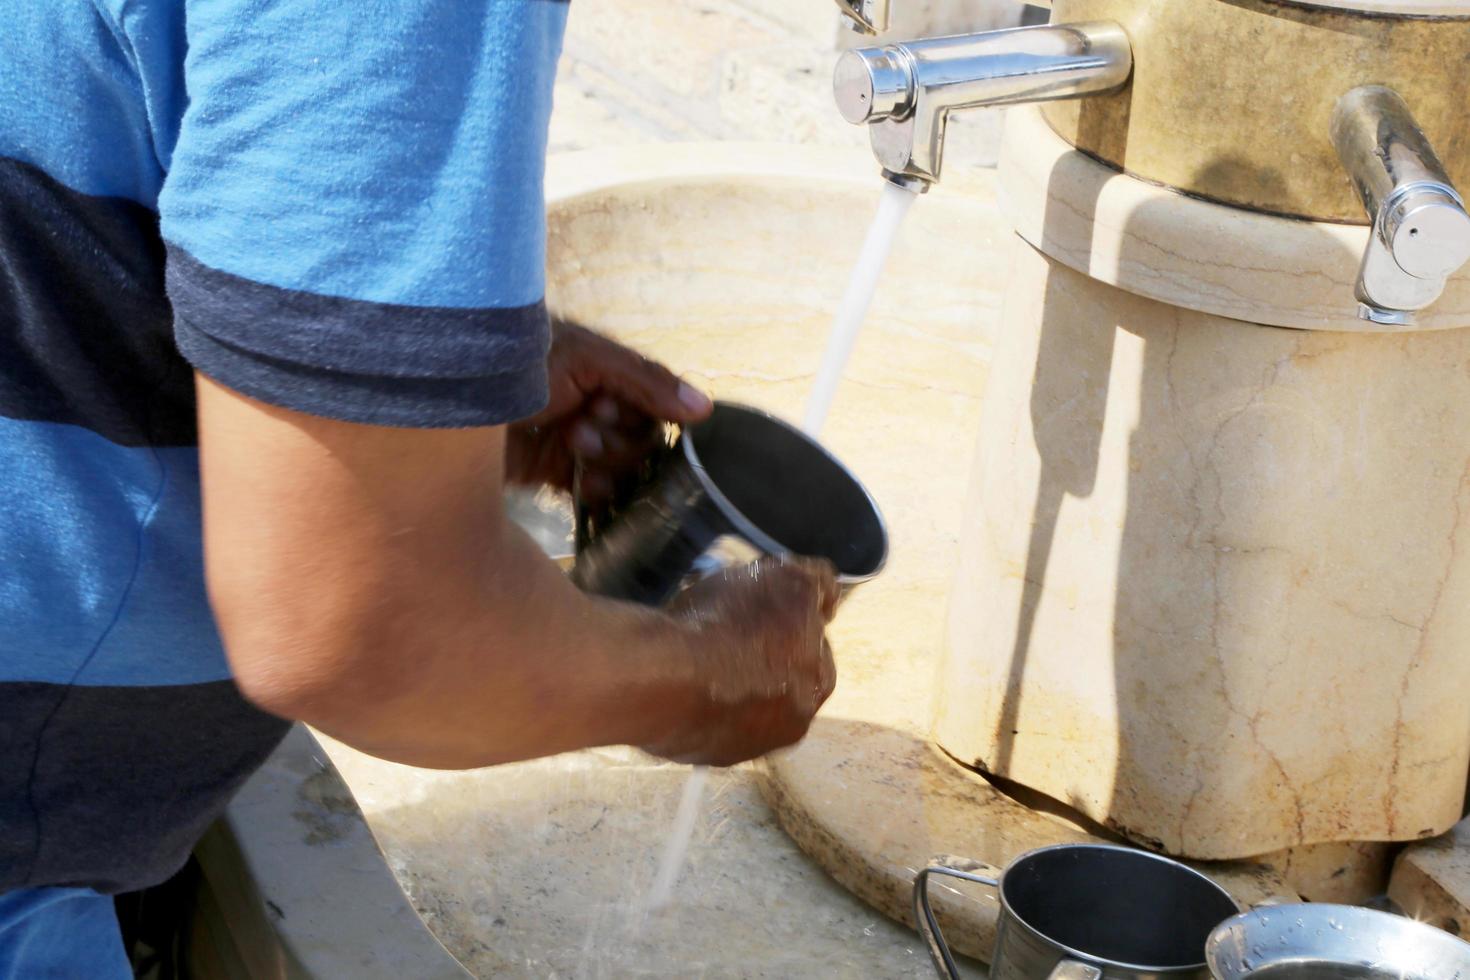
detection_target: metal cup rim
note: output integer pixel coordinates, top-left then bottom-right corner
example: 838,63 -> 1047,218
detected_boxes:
1205,902 -> 1470,978
994,842 -> 1242,975
678,401 -> 890,583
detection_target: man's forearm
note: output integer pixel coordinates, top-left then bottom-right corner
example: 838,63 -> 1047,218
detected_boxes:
198,378 -> 705,768
294,520 -> 705,769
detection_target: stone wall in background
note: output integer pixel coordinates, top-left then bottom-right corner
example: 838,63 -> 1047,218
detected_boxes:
850,0 -> 1031,43
548,0 -> 1018,172
747,0 -> 1029,47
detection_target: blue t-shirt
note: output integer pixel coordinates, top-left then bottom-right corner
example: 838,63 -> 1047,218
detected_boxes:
0,0 -> 567,893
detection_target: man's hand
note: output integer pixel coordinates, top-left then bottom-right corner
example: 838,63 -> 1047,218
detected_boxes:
644,556 -> 839,767
507,321 -> 713,507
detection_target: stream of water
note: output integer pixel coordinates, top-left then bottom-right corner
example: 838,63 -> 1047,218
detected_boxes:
644,179 -> 920,914
802,179 -> 921,437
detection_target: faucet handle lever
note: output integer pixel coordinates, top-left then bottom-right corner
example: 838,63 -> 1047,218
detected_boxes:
834,46 -> 913,124
1380,184 -> 1470,282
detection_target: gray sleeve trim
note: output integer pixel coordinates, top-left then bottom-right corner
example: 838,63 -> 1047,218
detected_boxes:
175,315 -> 548,427
165,244 -> 549,427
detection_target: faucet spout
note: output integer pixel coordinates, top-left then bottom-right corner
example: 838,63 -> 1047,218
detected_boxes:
834,22 -> 1131,184
1331,86 -> 1470,325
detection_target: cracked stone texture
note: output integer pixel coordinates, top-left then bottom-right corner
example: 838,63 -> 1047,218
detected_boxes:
934,236 -> 1470,860
548,0 -> 1013,172
1390,816 -> 1470,939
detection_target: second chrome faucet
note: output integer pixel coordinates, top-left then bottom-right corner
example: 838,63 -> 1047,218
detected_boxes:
1331,86 -> 1470,324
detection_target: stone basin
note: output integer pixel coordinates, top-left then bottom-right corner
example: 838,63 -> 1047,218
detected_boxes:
303,143 -> 1009,977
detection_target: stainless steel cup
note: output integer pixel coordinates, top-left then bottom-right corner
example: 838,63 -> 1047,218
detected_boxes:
1206,903 -> 1470,979
570,401 -> 888,605
915,844 -> 1241,980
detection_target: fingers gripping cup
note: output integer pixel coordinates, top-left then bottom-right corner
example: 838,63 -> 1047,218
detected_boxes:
570,402 -> 888,605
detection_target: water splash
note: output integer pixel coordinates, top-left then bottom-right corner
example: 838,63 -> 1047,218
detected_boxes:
645,766 -> 709,910
801,179 -> 921,438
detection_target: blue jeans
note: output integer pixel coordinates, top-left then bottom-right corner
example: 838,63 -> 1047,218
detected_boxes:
0,887 -> 130,980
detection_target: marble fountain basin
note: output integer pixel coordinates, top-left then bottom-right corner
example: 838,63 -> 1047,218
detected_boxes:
210,144 -> 1009,978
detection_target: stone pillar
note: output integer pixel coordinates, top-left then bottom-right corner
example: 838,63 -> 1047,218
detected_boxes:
932,107 -> 1470,861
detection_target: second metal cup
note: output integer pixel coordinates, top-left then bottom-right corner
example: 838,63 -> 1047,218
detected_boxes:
914,844 -> 1240,980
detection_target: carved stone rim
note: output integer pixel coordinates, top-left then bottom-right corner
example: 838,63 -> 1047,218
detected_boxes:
1000,105 -> 1470,332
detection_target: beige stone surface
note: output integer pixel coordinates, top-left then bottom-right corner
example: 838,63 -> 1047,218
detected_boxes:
322,742 -> 964,979
835,0 -> 1029,44
892,0 -> 1028,36
1249,841 -> 1397,905
934,238 -> 1470,860
593,0 -> 1028,59
1390,816 -> 1470,939
549,1 -> 855,154
1042,0 -> 1470,222
320,145 -> 1005,978
739,0 -> 844,45
999,105 -> 1470,332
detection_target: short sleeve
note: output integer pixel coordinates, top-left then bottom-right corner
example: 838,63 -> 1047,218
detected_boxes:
159,0 -> 569,428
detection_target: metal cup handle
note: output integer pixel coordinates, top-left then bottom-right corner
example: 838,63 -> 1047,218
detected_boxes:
913,859 -> 1000,980
913,859 -> 1103,980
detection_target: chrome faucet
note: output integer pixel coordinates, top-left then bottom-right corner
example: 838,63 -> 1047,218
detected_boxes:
1331,86 -> 1470,325
832,22 -> 1131,187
